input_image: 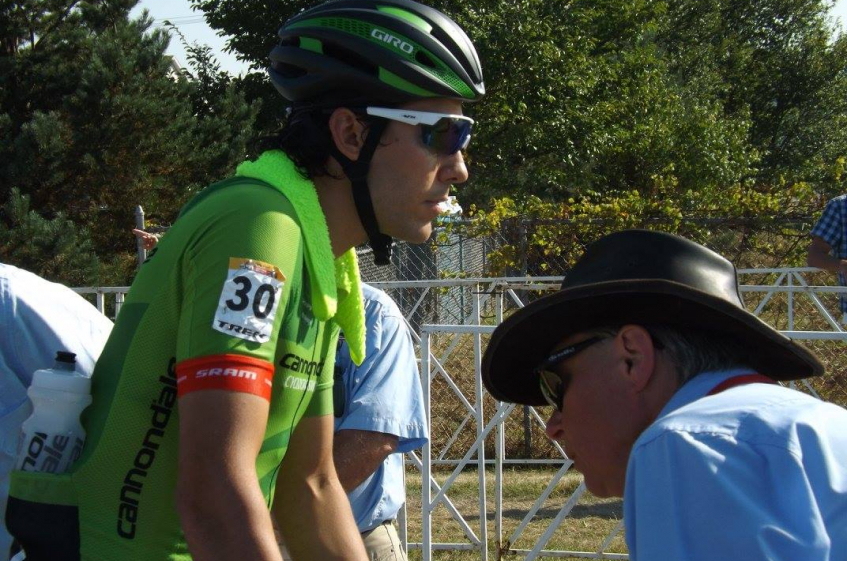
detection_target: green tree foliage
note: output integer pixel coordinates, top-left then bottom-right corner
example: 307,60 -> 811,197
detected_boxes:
452,0 -> 761,201
0,0 -> 259,283
193,0 -> 846,204
466,178 -> 817,276
659,0 -> 847,195
0,188 -> 100,286
189,0 -> 291,130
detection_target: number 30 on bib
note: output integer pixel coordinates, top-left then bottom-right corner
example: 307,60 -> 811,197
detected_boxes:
213,258 -> 286,343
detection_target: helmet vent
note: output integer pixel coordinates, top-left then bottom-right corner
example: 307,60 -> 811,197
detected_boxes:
430,27 -> 455,54
414,50 -> 437,69
274,61 -> 307,79
324,41 -> 379,76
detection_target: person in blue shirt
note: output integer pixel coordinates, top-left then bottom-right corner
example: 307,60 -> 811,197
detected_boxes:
0,263 -> 113,561
332,283 -> 427,561
481,230 -> 847,561
807,193 -> 847,324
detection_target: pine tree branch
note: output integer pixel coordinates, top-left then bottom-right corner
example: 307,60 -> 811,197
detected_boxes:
33,0 -> 81,51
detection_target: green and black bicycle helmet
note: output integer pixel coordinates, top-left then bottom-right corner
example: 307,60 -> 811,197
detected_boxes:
270,0 -> 484,104
269,0 -> 485,264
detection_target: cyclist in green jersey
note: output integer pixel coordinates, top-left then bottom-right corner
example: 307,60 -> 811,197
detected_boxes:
6,1 -> 484,560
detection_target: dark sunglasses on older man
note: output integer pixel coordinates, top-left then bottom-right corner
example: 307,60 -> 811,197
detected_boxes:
366,107 -> 474,156
536,336 -> 604,412
538,332 -> 665,411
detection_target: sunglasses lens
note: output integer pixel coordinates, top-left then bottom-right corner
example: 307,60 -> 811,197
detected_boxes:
538,370 -> 562,409
422,118 -> 472,155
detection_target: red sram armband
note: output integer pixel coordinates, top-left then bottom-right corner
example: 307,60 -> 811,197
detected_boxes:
176,354 -> 274,401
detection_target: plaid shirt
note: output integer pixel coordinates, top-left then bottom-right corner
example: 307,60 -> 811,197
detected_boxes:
810,194 -> 847,313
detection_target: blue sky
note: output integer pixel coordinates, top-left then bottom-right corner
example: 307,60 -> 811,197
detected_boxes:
131,0 -> 251,76
133,0 -> 847,77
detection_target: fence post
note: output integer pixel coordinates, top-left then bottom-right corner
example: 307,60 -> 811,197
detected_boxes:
421,329 -> 432,561
96,291 -> 105,315
115,291 -> 125,321
494,283 -> 505,559
134,205 -> 146,267
460,234 -> 465,325
788,273 -> 794,330
472,283 -> 489,561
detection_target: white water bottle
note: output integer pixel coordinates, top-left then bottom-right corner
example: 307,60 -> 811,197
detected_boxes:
14,351 -> 92,474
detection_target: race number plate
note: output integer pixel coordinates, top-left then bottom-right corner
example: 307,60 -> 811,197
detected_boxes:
212,258 -> 286,342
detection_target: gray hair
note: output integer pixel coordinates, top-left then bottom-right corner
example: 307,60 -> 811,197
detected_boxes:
592,324 -> 753,386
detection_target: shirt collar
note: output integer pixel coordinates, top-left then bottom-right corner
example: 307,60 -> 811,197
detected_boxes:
235,151 -> 366,365
656,367 -> 759,420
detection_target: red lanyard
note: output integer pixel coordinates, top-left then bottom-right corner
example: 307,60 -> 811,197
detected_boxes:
707,373 -> 776,396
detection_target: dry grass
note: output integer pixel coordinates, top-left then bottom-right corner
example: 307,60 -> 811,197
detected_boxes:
402,467 -> 626,560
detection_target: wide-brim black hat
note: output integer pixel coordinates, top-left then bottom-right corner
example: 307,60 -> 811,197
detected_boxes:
482,230 -> 824,406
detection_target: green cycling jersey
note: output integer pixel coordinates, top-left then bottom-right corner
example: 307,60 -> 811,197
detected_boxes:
8,153 -> 363,560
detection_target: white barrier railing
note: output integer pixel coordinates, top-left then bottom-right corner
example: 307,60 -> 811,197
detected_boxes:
74,269 -> 846,331
71,286 -> 130,318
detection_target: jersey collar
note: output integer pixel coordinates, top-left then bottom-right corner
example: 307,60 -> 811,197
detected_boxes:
236,151 -> 366,366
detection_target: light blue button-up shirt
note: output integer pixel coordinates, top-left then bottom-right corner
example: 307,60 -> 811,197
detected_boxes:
335,284 -> 428,533
624,368 -> 847,560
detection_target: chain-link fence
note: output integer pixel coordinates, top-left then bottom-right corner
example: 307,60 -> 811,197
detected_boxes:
359,216 -> 821,324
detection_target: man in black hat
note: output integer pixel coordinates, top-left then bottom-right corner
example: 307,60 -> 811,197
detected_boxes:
482,230 -> 847,560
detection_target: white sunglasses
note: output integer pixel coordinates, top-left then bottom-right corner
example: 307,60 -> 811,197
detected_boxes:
365,107 -> 474,155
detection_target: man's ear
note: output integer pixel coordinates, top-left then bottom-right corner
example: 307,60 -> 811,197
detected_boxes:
616,325 -> 656,392
328,108 -> 366,162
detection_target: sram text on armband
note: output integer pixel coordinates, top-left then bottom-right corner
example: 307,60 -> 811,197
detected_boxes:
175,354 -> 275,400
196,367 -> 258,380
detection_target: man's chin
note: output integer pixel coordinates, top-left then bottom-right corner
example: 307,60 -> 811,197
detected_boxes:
583,475 -> 624,499
394,224 -> 432,245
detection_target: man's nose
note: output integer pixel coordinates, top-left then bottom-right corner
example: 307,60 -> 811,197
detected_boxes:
545,410 -> 564,441
439,150 -> 469,185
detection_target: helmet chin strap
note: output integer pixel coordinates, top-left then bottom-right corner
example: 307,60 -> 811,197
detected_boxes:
329,119 -> 394,266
